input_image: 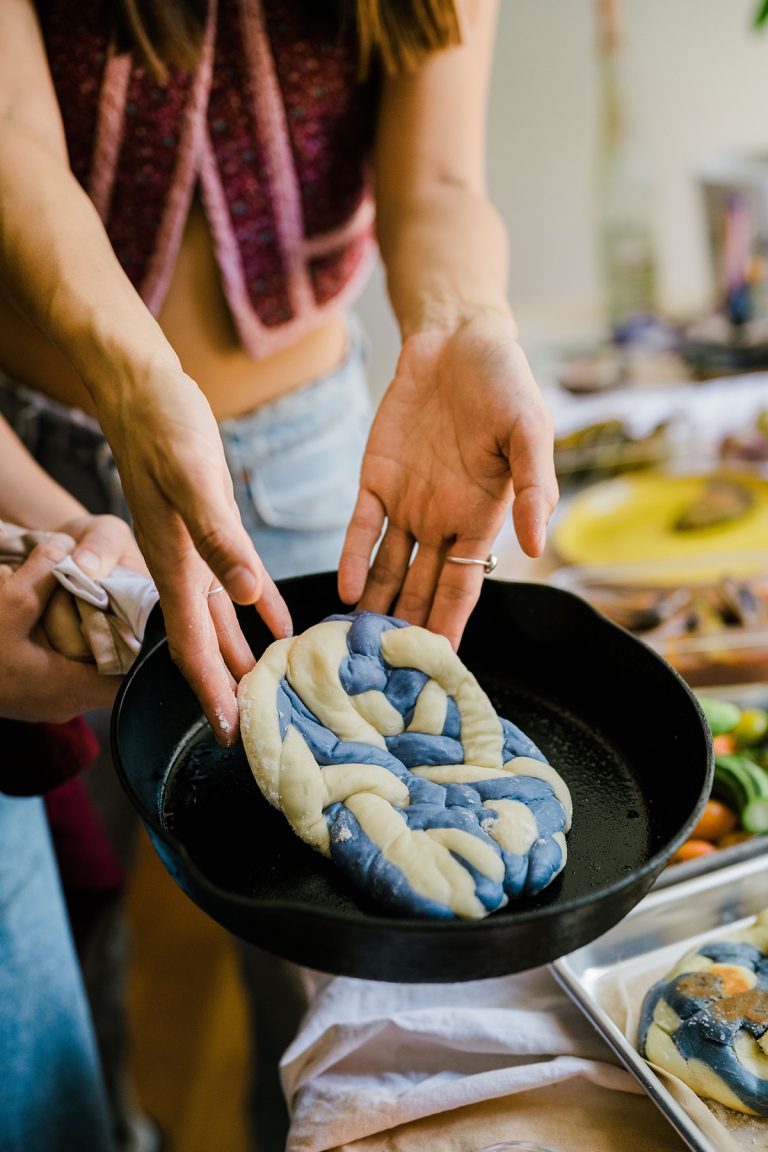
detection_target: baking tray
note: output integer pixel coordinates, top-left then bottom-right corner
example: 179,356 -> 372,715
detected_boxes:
552,852 -> 768,1152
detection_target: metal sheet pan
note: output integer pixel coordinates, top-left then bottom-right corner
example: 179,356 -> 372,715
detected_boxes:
552,851 -> 768,1152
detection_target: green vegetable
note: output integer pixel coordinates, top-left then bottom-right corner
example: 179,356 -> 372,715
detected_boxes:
696,695 -> 742,736
713,753 -> 768,814
731,708 -> 768,747
741,797 -> 768,835
755,0 -> 768,29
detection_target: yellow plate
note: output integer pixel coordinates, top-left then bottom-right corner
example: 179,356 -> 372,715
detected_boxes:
552,469 -> 768,579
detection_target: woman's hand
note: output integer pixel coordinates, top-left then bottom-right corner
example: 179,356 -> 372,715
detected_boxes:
0,533 -> 121,721
338,312 -> 559,648
92,364 -> 293,744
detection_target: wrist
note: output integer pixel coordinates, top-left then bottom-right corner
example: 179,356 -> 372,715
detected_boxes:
53,298 -> 181,410
400,296 -> 517,343
378,187 -> 514,340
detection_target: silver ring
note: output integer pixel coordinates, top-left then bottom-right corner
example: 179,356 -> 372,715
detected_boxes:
207,584 -> 225,597
445,553 -> 498,575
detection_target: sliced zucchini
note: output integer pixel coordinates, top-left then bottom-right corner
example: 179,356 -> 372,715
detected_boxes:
741,797 -> 768,836
714,753 -> 768,813
696,696 -> 742,736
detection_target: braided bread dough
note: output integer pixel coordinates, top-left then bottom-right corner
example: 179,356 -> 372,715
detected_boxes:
237,610 -> 572,920
639,911 -> 768,1115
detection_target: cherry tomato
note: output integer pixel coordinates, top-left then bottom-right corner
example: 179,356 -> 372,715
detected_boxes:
718,829 -> 754,850
690,798 -> 739,843
670,839 -> 718,865
712,733 -> 736,756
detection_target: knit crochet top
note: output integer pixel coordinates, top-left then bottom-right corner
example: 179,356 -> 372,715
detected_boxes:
38,0 -> 379,358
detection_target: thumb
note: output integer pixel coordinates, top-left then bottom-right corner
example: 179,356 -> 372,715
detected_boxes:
10,534 -> 76,625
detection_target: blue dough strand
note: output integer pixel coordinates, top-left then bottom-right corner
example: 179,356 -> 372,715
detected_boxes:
268,610 -> 569,919
639,938 -> 768,1115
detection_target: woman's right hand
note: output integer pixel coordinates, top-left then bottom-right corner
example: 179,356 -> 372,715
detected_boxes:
92,362 -> 293,744
0,6 -> 291,742
0,534 -> 120,722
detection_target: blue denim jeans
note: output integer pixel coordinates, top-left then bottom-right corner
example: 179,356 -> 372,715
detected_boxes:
0,794 -> 114,1152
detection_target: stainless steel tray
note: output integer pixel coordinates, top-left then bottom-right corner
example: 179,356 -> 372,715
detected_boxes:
551,853 -> 768,1152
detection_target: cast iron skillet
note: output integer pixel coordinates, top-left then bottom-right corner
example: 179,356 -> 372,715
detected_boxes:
111,572 -> 712,983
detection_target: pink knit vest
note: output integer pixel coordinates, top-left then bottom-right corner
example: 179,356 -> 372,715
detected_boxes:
39,0 -> 379,358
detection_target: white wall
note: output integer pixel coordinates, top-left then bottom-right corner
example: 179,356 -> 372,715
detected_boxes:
358,0 -> 768,396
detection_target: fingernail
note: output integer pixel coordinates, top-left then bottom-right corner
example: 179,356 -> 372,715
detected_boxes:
76,550 -> 101,576
224,565 -> 261,603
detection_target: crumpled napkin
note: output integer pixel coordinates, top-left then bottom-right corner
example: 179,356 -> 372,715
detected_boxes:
0,521 -> 158,674
281,966 -> 658,1152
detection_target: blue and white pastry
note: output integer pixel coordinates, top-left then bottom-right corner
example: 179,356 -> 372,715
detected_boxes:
638,911 -> 768,1115
237,610 -> 572,920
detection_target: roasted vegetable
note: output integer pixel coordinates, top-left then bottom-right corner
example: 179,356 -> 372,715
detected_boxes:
696,696 -> 741,735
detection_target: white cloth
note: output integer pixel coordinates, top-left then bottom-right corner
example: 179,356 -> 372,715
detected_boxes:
281,966 -> 643,1152
0,521 -> 158,674
543,370 -> 768,442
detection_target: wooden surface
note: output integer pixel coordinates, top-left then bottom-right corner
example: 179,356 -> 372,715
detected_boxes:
125,830 -> 251,1152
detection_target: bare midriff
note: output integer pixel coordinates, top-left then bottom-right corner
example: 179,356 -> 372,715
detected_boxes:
0,197 -> 349,422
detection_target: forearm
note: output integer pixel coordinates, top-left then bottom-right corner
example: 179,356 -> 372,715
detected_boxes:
376,180 -> 513,339
0,127 -> 180,411
0,418 -> 85,528
373,1 -> 509,342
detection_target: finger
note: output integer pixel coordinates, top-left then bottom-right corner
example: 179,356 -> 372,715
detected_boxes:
509,413 -> 559,558
171,469 -> 268,607
170,456 -> 291,635
356,523 -> 415,616
165,599 -> 241,746
512,485 -> 557,558
42,586 -> 92,662
391,543 -> 444,627
425,542 -> 495,650
8,534 -> 76,629
206,584 -> 256,680
152,551 -> 242,745
338,489 -> 385,605
68,516 -> 139,578
133,506 -> 281,736
252,564 -> 293,641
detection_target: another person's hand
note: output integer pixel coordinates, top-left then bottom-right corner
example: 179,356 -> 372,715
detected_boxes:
91,364 -> 292,743
339,311 -> 559,648
39,513 -> 149,662
0,532 -> 122,721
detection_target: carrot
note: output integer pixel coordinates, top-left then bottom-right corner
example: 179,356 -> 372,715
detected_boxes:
690,798 -> 739,843
713,733 -> 736,756
717,829 -> 754,850
670,839 -> 718,865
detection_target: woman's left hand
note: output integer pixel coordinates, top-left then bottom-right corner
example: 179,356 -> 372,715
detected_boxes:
338,311 -> 559,648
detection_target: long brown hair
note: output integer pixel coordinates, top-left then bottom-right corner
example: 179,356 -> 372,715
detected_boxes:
114,0 -> 460,81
